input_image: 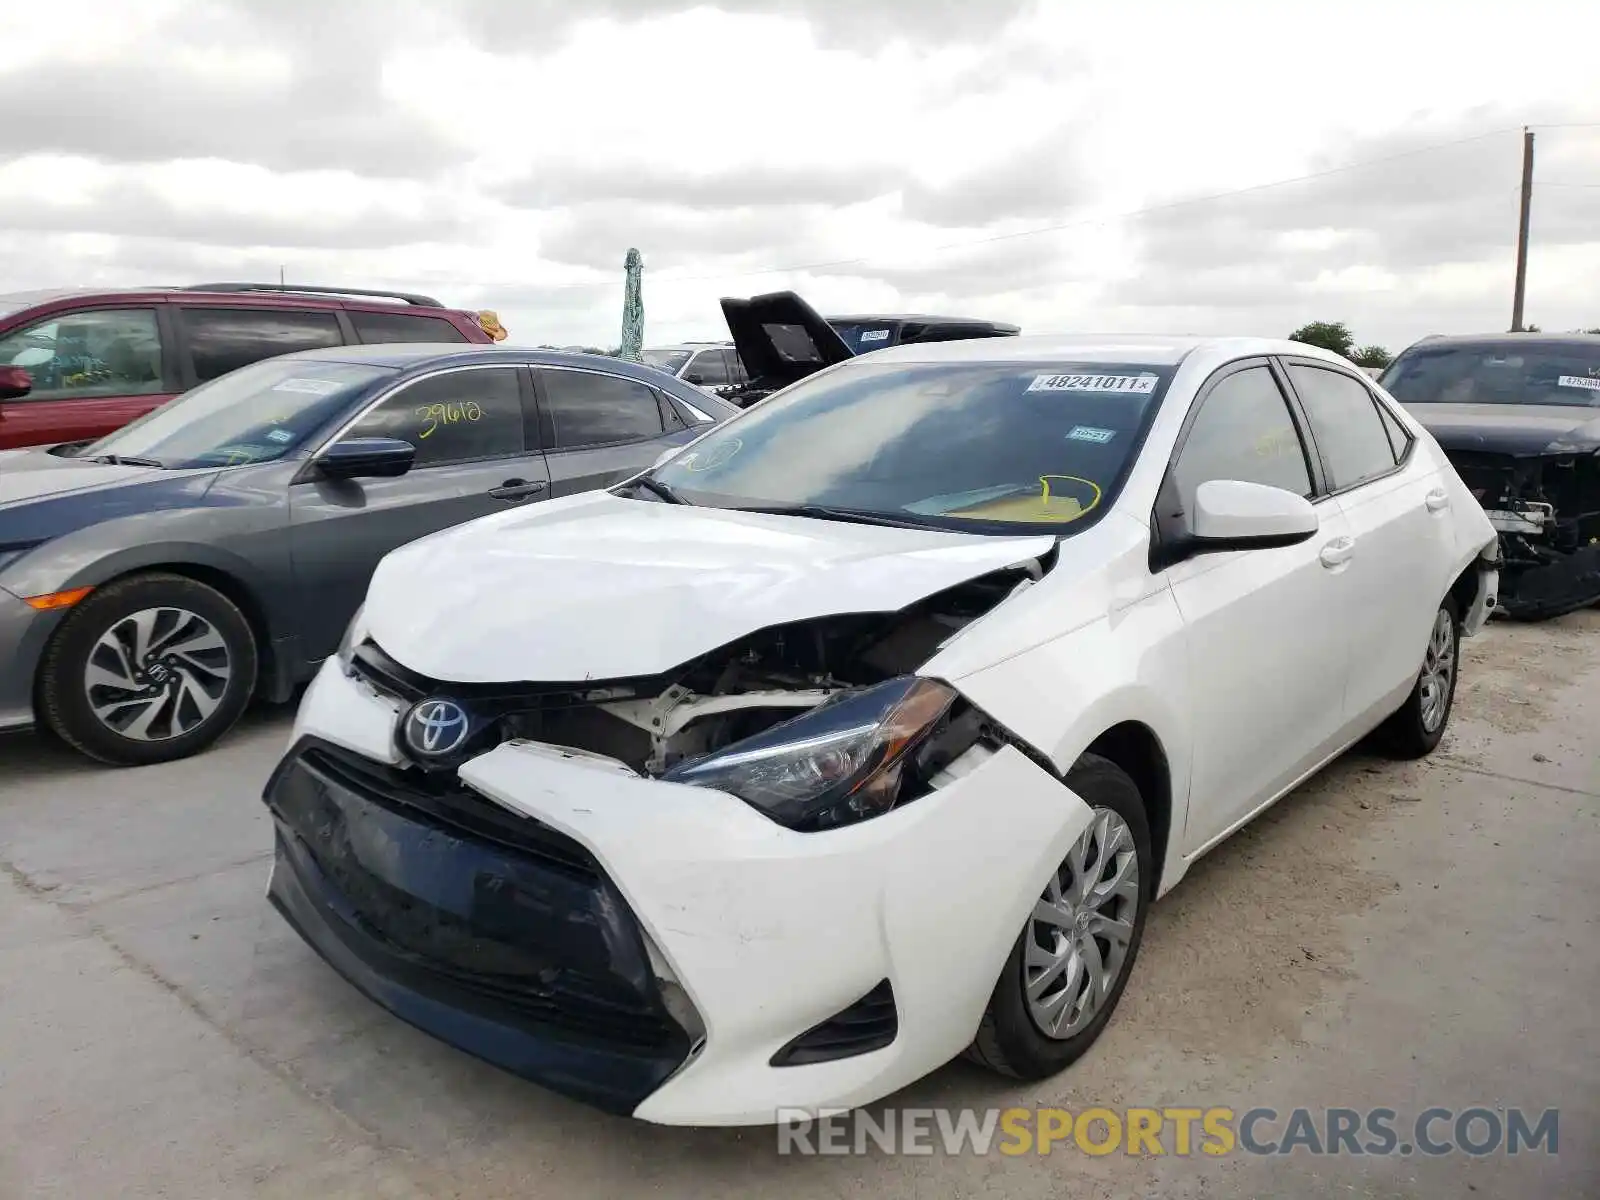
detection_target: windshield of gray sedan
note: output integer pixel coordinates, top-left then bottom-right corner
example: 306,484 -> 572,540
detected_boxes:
1381,342 -> 1600,408
650,361 -> 1174,530
80,358 -> 396,469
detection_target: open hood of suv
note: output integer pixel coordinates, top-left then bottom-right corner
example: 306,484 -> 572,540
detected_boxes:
363,491 -> 1055,684
719,291 -> 854,394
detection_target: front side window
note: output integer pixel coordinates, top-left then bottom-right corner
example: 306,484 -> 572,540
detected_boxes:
79,357 -> 392,469
650,361 -> 1174,532
181,307 -> 344,382
1381,341 -> 1600,408
0,308 -> 163,399
541,369 -> 665,448
1288,364 -> 1397,490
350,310 -> 470,344
342,367 -> 525,467
1172,365 -> 1313,511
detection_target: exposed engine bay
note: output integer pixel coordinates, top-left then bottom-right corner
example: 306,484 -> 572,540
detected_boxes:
1448,449 -> 1600,620
351,557 -> 1047,777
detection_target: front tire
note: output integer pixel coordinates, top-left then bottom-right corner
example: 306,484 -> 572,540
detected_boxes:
965,753 -> 1153,1080
38,572 -> 258,767
1375,595 -> 1460,759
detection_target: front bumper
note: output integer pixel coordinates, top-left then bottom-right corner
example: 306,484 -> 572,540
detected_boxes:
267,658 -> 1093,1125
0,586 -> 53,731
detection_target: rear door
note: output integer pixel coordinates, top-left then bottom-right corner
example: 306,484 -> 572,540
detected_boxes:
532,365 -> 679,497
174,305 -> 346,385
1280,358 -> 1446,732
286,363 -> 549,658
0,305 -> 175,448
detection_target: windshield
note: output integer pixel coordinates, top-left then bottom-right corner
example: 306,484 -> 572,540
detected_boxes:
830,322 -> 897,354
1381,341 -> 1600,408
649,360 -> 1173,532
642,349 -> 691,374
81,357 -> 395,469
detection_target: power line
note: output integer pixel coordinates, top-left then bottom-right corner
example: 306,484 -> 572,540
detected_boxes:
529,125 -> 1526,293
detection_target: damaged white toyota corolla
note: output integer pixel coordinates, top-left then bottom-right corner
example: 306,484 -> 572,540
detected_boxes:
263,335 -> 1499,1125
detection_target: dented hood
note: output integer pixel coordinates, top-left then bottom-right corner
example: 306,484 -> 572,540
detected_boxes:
364,491 -> 1055,684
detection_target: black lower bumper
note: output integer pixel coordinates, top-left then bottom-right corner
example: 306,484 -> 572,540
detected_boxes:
262,739 -> 694,1116
1497,539 -> 1600,621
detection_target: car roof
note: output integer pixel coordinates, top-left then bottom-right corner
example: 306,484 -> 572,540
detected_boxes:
275,341 -> 694,382
0,285 -> 461,315
646,341 -> 733,351
1401,332 -> 1600,350
859,333 -> 1349,367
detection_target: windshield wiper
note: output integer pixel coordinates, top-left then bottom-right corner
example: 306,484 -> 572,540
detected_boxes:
731,503 -> 937,529
89,454 -> 164,468
626,475 -> 688,504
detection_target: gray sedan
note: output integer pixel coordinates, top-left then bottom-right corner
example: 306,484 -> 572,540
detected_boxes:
0,344 -> 735,765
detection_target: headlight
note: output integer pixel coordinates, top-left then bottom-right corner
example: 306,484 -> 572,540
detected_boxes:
335,603 -> 366,672
661,676 -> 963,831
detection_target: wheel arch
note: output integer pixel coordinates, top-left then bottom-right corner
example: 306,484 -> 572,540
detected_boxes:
1079,721 -> 1173,899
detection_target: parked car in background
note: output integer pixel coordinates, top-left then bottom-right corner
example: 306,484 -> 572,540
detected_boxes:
264,334 -> 1497,1125
1381,332 -> 1600,619
641,341 -> 750,400
0,345 -> 736,766
0,283 -> 500,451
716,291 -> 1022,406
826,312 -> 1021,355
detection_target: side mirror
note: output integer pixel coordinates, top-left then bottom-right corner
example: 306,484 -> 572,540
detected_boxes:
1190,479 -> 1318,550
315,437 -> 416,480
0,366 -> 32,401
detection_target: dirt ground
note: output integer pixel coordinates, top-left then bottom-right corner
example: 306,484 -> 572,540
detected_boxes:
1,611 -> 1596,1199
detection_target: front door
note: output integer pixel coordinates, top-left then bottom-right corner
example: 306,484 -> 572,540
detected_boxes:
1160,360 -> 1356,852
287,364 -> 549,659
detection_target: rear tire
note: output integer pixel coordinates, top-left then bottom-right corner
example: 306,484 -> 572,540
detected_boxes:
39,573 -> 257,767
1375,595 -> 1460,759
965,753 -> 1153,1080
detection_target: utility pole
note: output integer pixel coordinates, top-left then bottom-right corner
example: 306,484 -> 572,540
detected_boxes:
1511,127 -> 1534,332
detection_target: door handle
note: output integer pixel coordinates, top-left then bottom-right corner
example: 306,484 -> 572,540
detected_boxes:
1319,536 -> 1355,569
488,478 -> 548,501
1425,487 -> 1450,512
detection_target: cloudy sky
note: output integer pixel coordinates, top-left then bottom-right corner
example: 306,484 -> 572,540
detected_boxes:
2,0 -> 1597,352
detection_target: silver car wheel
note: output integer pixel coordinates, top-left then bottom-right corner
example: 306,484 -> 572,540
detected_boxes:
82,606 -> 232,742
1023,807 -> 1141,1040
1418,607 -> 1456,734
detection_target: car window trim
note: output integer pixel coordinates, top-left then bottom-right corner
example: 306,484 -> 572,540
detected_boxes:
1276,356 -> 1411,498
1149,356 -> 1325,573
304,362 -> 532,472
0,304 -> 171,404
531,363 -> 669,453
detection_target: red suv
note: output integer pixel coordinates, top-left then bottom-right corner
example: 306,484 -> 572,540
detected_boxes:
0,283 -> 499,450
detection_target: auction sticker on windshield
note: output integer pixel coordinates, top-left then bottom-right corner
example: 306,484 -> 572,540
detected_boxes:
1027,373 -> 1158,395
1557,375 -> 1600,393
272,378 -> 345,395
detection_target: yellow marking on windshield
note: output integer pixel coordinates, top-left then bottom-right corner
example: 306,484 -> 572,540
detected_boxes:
942,475 -> 1103,524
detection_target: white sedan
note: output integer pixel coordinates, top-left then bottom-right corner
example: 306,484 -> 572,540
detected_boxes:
263,335 -> 1499,1125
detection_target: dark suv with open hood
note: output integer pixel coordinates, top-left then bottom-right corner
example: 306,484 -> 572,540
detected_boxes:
1380,332 -> 1600,619
717,291 -> 1020,407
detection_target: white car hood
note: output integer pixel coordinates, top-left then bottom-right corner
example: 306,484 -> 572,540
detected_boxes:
364,491 -> 1056,683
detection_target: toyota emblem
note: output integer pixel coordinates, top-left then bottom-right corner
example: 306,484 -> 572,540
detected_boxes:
403,698 -> 471,758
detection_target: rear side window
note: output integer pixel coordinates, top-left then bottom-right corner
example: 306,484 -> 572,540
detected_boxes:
540,369 -> 665,448
1375,398 -> 1413,461
350,310 -> 470,344
1173,365 -> 1314,509
182,307 -> 344,382
342,366 -> 525,467
1288,364 -> 1398,490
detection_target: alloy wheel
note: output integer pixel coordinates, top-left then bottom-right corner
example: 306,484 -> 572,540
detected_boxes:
1419,607 -> 1456,734
1023,807 -> 1142,1040
82,606 -> 233,742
